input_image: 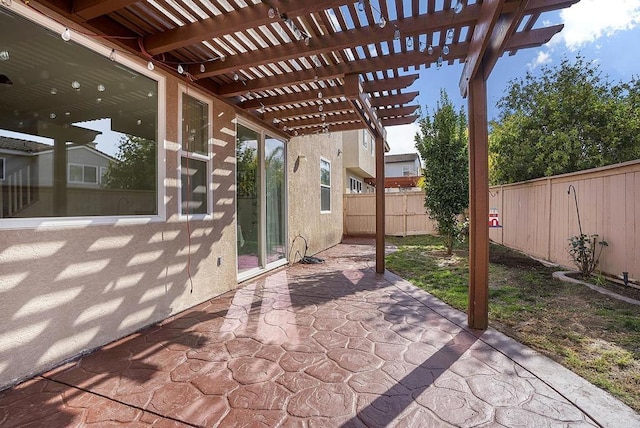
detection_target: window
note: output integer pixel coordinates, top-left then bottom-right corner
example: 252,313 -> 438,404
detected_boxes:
68,164 -> 98,184
320,158 -> 331,212
362,129 -> 369,149
349,176 -> 362,193
403,165 -> 413,176
180,93 -> 210,215
0,8 -> 159,220
0,158 -> 4,180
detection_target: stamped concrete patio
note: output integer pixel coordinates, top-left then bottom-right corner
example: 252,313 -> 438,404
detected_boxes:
1,242 -> 638,427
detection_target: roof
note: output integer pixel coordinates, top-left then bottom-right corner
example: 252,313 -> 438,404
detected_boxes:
385,153 -> 419,163
0,136 -> 52,154
28,0 -> 579,140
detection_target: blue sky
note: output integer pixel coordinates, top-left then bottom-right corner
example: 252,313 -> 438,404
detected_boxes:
387,0 -> 640,155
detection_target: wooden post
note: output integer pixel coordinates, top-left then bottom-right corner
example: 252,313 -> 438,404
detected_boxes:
375,135 -> 385,273
467,70 -> 489,330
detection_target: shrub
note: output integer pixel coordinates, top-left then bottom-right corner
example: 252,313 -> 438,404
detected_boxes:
568,233 -> 608,278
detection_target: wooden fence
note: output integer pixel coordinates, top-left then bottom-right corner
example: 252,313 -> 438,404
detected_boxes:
343,160 -> 639,281
343,190 -> 437,237
489,160 -> 640,281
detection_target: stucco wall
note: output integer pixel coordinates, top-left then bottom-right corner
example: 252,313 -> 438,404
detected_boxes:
0,76 -> 238,389
287,133 -> 344,258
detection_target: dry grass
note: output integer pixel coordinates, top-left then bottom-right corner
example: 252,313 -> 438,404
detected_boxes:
386,235 -> 640,412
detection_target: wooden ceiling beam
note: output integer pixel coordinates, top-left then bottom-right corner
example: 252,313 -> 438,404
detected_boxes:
297,122 -> 367,134
143,0 -> 350,55
523,0 -> 579,15
194,5 -> 481,78
73,0 -> 140,22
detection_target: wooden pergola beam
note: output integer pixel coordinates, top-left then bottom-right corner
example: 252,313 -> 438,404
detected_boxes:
381,115 -> 419,127
194,5 -> 481,77
371,92 -> 419,107
143,0 -> 349,55
377,105 -> 420,118
73,0 -> 139,21
240,86 -> 345,110
262,101 -> 352,120
282,112 -> 360,128
362,75 -> 419,93
459,0 -> 506,97
506,25 -> 564,52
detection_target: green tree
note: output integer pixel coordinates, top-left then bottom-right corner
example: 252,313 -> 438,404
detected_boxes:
490,56 -> 640,184
415,90 -> 469,255
103,135 -> 156,190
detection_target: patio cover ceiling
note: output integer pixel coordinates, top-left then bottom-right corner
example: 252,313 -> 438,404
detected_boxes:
29,0 -> 578,139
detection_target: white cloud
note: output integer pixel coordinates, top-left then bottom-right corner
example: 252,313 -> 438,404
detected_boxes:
527,51 -> 552,70
560,0 -> 640,50
385,123 -> 420,155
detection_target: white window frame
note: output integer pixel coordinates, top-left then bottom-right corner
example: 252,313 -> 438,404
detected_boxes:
0,1 -> 166,230
68,163 -> 98,184
178,88 -> 213,219
402,165 -> 413,176
235,118 -> 289,283
362,129 -> 368,149
349,176 -> 363,194
320,157 -> 331,213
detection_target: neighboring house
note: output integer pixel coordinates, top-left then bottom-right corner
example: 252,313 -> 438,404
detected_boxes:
342,129 -> 376,194
0,136 -> 114,217
383,153 -> 423,192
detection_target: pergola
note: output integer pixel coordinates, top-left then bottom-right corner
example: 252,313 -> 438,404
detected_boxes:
30,0 -> 579,329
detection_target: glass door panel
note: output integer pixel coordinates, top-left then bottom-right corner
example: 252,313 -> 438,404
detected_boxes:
265,137 -> 285,264
236,125 -> 260,273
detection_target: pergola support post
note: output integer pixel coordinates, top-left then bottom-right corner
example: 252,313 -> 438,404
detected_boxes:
375,135 -> 385,273
467,69 -> 490,330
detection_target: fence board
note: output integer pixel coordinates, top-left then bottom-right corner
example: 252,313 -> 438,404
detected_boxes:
491,160 -> 640,281
344,190 -> 437,237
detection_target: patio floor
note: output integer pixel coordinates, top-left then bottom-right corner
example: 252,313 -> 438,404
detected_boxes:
1,242 -> 638,427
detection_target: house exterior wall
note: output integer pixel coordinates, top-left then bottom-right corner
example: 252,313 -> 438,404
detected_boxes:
0,74 -> 238,389
287,133 -> 344,258
385,158 -> 420,177
0,3 -> 346,390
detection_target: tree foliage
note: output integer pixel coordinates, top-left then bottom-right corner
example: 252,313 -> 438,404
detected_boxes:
490,56 -> 640,184
415,90 -> 469,255
103,135 -> 156,190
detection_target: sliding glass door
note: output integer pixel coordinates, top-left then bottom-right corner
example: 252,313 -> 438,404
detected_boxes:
236,124 -> 286,277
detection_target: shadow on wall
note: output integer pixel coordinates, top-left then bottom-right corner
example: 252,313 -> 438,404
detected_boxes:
0,156 -> 236,390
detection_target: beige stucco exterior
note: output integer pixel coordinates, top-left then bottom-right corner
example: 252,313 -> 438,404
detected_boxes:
0,11 -> 346,388
287,133 -> 344,257
342,130 -> 376,194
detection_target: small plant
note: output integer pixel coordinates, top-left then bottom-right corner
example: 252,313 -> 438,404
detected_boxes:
568,233 -> 608,279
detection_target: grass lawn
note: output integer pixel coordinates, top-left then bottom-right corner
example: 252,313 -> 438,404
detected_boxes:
386,234 -> 640,413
